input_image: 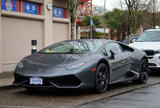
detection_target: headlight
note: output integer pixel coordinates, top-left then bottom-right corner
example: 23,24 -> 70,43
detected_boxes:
65,63 -> 84,70
17,61 -> 24,68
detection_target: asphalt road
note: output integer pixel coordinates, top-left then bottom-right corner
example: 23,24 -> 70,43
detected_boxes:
0,76 -> 160,108
78,84 -> 160,108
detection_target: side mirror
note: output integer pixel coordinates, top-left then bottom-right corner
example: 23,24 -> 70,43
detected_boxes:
130,38 -> 137,43
110,49 -> 116,59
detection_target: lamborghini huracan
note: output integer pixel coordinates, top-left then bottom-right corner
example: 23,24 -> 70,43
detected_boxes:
13,39 -> 149,93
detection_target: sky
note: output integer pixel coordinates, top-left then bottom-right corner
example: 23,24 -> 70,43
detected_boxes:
93,0 -> 160,11
93,0 -> 121,11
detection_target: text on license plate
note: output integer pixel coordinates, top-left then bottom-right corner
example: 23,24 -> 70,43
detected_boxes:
30,77 -> 43,85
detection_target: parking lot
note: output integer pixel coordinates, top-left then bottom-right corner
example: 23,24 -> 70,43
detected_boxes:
0,75 -> 160,108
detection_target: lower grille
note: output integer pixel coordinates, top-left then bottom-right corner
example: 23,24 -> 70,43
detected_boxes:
14,74 -> 81,87
49,75 -> 81,87
148,56 -> 153,59
149,63 -> 156,67
14,74 -> 52,86
144,50 -> 155,56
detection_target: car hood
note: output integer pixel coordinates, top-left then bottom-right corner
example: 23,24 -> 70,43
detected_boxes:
129,42 -> 160,50
18,53 -> 94,72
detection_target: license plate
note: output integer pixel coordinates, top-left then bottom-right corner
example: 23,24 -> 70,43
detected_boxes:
30,77 -> 43,85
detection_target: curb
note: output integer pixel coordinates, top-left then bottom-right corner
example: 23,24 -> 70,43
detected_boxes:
0,85 -> 16,91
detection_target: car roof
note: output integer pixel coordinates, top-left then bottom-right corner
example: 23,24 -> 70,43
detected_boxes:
145,29 -> 160,32
64,39 -> 112,44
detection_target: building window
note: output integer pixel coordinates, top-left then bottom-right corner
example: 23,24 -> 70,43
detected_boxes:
53,7 -> 66,18
1,0 -> 41,15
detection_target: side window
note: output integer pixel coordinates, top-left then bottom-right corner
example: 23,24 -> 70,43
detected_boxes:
104,43 -> 123,56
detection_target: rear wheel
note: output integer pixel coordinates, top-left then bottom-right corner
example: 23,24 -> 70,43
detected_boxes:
135,59 -> 149,84
95,63 -> 109,93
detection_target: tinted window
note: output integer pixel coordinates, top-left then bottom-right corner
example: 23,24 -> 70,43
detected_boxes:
104,43 -> 123,57
137,31 -> 160,42
40,40 -> 103,54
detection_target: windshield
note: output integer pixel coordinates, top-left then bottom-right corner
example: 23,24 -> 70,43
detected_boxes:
137,31 -> 160,42
40,40 -> 103,54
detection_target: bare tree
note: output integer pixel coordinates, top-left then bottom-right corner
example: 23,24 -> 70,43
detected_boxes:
120,0 -> 151,34
124,0 -> 138,35
148,0 -> 160,28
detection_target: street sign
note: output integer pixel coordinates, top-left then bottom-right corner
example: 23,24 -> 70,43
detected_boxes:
90,18 -> 93,26
1,0 -> 19,12
22,1 -> 40,15
53,7 -> 65,18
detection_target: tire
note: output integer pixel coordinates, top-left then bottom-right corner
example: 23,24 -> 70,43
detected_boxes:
135,59 -> 149,84
95,63 -> 109,93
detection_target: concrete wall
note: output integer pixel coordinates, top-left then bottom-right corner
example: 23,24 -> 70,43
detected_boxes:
1,17 -> 43,72
53,18 -> 70,43
0,3 -> 2,73
53,22 -> 69,43
52,0 -> 68,8
0,0 -> 70,73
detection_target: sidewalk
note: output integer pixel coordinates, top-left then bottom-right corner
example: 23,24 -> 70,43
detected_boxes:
0,72 -> 14,88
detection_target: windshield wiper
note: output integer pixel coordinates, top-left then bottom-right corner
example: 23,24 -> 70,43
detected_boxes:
136,41 -> 144,42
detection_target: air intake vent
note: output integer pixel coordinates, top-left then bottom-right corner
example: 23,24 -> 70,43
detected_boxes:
50,75 -> 81,87
144,50 -> 155,56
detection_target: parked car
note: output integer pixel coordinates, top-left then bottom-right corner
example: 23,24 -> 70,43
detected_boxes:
122,35 -> 139,44
129,29 -> 160,70
13,39 -> 149,93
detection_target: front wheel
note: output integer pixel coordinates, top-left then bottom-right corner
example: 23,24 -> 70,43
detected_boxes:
95,63 -> 109,93
135,59 -> 149,84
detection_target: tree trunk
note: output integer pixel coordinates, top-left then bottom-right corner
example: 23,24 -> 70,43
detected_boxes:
127,9 -> 132,36
71,23 -> 76,40
152,12 -> 156,28
122,23 -> 127,40
110,29 -> 115,40
116,27 -> 121,41
71,23 -> 74,40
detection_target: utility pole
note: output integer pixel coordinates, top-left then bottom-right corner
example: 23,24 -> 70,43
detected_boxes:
103,0 -> 106,38
90,0 -> 93,39
120,0 -> 123,10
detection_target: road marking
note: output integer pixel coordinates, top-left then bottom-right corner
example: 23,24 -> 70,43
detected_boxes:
0,105 -> 37,108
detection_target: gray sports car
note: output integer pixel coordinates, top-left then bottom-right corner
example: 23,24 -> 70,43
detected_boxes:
13,39 -> 149,93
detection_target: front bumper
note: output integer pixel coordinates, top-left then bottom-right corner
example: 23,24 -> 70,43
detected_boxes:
13,66 -> 96,89
13,73 -> 90,89
147,54 -> 160,69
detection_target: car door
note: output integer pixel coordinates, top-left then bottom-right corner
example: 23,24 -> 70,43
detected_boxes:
104,42 -> 130,83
